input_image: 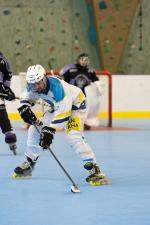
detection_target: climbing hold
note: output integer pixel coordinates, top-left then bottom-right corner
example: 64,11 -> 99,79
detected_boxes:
99,0 -> 107,10
40,28 -> 44,32
3,10 -> 11,15
15,40 -> 21,45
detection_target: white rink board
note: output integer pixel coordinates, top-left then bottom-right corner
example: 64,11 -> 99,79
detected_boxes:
112,75 -> 150,112
5,74 -> 150,113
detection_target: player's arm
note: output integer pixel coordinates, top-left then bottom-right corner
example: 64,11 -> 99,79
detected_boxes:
38,100 -> 70,150
88,69 -> 99,82
17,90 -> 39,125
0,59 -> 15,101
60,64 -> 76,83
60,68 -> 70,83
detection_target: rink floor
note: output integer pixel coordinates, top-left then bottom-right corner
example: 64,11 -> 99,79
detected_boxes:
0,119 -> 150,225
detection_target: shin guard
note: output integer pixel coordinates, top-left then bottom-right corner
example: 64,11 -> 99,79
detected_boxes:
0,104 -> 12,133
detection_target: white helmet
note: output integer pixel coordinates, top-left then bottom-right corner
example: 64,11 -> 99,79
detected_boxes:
26,65 -> 46,84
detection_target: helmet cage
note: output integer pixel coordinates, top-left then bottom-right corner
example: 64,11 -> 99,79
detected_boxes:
26,65 -> 45,84
77,53 -> 89,67
26,65 -> 46,92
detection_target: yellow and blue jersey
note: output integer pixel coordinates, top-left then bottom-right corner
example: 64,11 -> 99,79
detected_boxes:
20,76 -> 86,129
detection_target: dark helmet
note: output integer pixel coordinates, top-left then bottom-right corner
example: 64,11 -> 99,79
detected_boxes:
77,53 -> 89,61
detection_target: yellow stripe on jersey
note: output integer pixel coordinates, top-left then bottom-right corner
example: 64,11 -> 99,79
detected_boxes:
53,110 -> 71,120
76,92 -> 85,105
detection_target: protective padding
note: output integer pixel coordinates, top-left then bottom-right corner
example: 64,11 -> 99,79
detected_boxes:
0,104 -> 12,133
5,132 -> 17,144
26,65 -> 45,84
66,130 -> 95,161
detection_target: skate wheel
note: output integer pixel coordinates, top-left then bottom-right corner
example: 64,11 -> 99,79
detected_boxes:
11,172 -> 18,179
88,178 -> 111,186
11,172 -> 32,179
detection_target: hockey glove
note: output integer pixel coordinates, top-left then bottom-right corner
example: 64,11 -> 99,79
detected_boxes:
0,83 -> 15,101
39,126 -> 56,150
18,105 -> 37,125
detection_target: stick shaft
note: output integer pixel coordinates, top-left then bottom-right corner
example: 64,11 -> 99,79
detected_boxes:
34,124 -> 79,188
15,96 -> 49,107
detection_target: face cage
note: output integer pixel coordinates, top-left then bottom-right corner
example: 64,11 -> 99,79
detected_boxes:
78,57 -> 89,67
27,77 -> 47,93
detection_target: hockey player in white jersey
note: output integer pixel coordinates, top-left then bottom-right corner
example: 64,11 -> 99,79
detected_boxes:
12,64 -> 107,185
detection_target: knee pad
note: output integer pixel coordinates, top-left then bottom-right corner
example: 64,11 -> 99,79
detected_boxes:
5,132 -> 17,144
66,131 -> 95,161
0,104 -> 12,133
66,131 -> 91,153
66,132 -> 83,149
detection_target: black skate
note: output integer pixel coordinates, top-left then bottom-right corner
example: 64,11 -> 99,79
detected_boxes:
84,162 -> 110,186
12,157 -> 37,179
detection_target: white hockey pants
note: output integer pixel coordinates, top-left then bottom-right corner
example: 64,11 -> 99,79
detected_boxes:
25,110 -> 96,163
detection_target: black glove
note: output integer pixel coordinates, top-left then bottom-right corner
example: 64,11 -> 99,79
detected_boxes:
0,83 -> 15,101
39,126 -> 55,149
18,105 -> 37,125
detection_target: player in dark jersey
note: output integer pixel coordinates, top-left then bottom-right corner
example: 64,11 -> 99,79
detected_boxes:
0,52 -> 17,154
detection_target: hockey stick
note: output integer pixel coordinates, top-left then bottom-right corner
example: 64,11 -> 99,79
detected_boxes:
33,124 -> 80,193
0,94 -> 22,100
14,96 -> 51,108
48,60 -> 54,75
4,93 -> 50,107
0,92 -> 9,97
0,93 -> 50,107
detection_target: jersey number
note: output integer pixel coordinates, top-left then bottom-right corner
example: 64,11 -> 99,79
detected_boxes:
66,117 -> 81,133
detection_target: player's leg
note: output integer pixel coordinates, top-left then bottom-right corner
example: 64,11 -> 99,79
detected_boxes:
12,111 -> 53,178
12,125 -> 41,178
0,102 -> 17,153
65,110 -> 107,185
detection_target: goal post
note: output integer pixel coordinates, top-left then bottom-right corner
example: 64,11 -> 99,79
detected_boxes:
96,70 -> 112,127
